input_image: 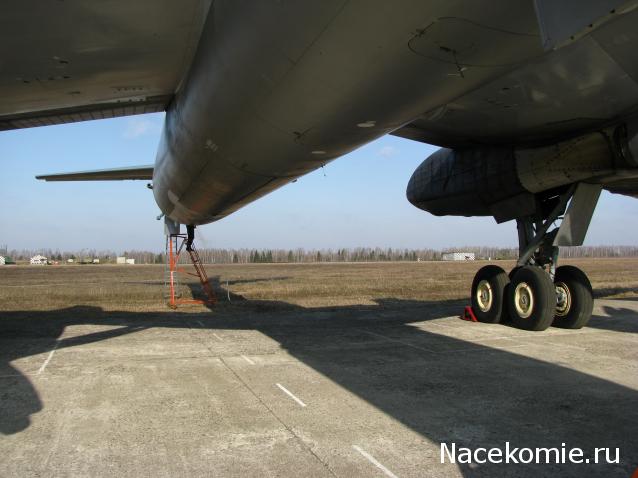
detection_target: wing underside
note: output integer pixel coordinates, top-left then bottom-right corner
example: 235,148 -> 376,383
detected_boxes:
0,96 -> 171,131
0,1 -> 211,131
390,1 -> 638,150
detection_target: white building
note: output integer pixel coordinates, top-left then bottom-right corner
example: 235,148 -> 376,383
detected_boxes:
125,258 -> 135,265
92,259 -> 100,264
67,258 -> 74,263
116,257 -> 126,264
442,252 -> 475,261
30,255 -> 48,265
0,256 -> 5,265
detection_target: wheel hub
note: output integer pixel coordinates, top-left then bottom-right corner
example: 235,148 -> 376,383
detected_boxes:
555,282 -> 572,317
514,281 -> 534,318
476,279 -> 493,312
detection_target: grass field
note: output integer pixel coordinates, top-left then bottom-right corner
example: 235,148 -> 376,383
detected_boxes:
1,258 -> 636,312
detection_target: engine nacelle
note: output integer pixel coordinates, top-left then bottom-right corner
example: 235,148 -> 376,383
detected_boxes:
406,147 -> 523,220
407,127 -> 637,223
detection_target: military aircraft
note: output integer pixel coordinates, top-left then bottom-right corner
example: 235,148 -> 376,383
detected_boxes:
3,1 -> 637,331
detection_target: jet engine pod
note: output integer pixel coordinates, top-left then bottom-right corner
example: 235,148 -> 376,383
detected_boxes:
406,147 -> 526,218
407,129 -> 629,223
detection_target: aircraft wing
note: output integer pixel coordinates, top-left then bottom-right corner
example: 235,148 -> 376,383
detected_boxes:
36,165 -> 154,182
0,1 -> 211,131
389,0 -> 638,150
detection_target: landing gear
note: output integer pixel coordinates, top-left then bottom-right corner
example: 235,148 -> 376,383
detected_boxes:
468,183 -> 601,331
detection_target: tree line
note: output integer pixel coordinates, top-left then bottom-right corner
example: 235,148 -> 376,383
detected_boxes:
4,245 -> 638,264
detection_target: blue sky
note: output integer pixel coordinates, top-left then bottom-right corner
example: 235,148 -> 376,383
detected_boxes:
1,113 -> 637,253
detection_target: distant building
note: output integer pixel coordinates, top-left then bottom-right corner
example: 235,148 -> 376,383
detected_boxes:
442,252 -> 475,261
30,254 -> 48,265
93,259 -> 100,264
116,257 -> 126,264
125,258 -> 135,265
67,258 -> 74,263
0,256 -> 5,265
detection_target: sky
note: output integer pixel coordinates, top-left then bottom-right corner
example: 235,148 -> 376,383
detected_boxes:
1,112 -> 637,253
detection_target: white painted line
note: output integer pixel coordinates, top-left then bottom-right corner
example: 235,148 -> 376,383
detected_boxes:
37,341 -> 59,375
276,383 -> 307,407
352,445 -> 398,478
193,321 -> 224,341
241,355 -> 255,365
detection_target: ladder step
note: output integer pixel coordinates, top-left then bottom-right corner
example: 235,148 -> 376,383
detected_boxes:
165,234 -> 216,307
187,248 -> 216,304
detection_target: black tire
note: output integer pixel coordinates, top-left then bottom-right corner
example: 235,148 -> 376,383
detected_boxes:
508,266 -> 556,331
552,265 -> 594,329
471,265 -> 509,323
501,266 -> 523,323
508,266 -> 522,281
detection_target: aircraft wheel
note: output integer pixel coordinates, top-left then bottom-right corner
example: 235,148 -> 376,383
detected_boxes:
552,265 -> 593,329
508,266 -> 556,331
500,266 -> 522,323
471,265 -> 509,323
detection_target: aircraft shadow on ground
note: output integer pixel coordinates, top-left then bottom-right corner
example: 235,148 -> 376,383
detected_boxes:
591,302 -> 638,334
0,278 -> 636,477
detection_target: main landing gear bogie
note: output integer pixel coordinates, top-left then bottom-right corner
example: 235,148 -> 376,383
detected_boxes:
469,264 -> 594,332
468,182 -> 601,332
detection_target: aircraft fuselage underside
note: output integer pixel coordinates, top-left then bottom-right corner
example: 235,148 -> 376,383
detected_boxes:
151,0 -> 638,227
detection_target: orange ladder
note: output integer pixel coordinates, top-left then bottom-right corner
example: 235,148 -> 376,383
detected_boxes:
185,245 -> 216,305
165,234 -> 216,308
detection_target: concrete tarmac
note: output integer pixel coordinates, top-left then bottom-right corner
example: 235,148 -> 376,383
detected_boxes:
1,298 -> 637,477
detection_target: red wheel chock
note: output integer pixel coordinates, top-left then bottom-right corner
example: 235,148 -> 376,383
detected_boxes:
460,306 -> 478,322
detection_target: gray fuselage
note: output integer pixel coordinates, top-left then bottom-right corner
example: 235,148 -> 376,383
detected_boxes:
152,0 -> 638,226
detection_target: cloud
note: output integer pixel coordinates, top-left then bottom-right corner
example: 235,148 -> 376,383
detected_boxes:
377,145 -> 399,158
123,118 -> 159,139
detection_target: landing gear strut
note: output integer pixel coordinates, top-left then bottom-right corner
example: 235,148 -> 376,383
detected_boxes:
470,183 -> 601,331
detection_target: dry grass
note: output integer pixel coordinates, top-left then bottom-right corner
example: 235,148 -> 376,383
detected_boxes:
0,258 -> 636,313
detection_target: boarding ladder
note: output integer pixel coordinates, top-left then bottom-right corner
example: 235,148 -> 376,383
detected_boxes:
165,233 -> 216,308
